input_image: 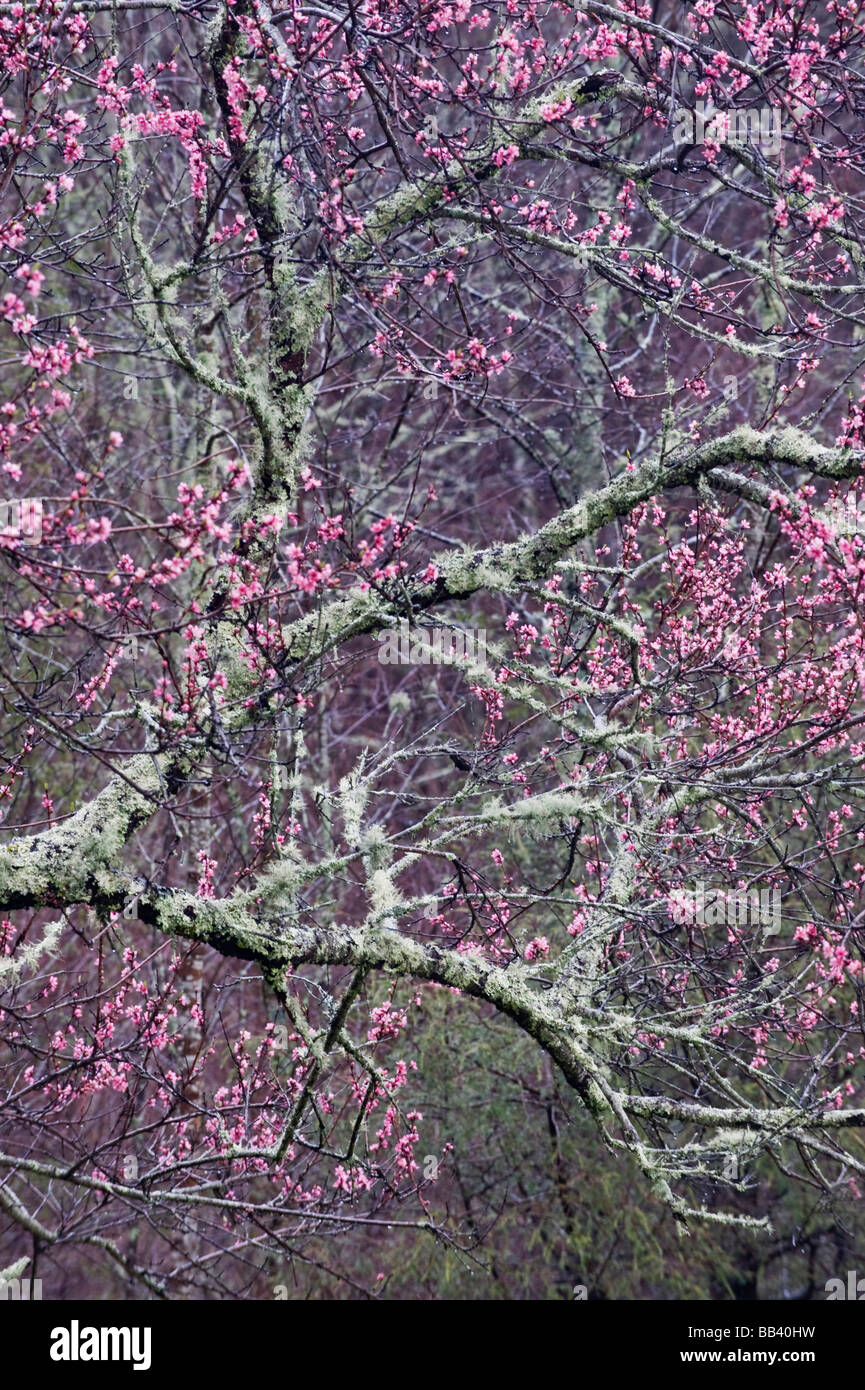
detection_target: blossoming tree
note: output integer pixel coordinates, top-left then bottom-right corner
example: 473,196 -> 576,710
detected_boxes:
2,0 -> 865,1296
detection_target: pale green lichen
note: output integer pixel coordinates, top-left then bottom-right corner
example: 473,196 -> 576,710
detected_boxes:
0,921 -> 62,986
338,763 -> 371,848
